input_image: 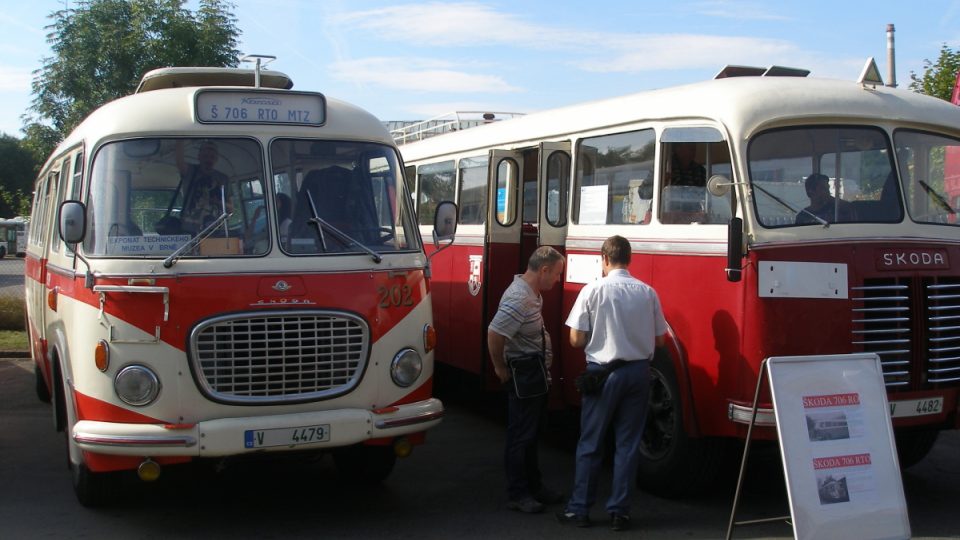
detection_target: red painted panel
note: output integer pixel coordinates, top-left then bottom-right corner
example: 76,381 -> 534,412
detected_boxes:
46,269 -> 428,351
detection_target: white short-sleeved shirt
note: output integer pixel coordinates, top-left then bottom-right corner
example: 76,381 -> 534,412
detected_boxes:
565,268 -> 666,365
488,275 -> 552,363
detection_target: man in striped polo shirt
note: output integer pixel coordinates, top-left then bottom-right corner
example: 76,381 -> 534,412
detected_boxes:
488,246 -> 565,514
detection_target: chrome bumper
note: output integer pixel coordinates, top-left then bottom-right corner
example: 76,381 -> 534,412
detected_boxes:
72,398 -> 444,456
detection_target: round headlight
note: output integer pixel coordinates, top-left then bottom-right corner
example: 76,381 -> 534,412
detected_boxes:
391,349 -> 423,387
114,365 -> 161,406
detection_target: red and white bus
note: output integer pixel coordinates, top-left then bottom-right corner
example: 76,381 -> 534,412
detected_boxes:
27,61 -> 449,506
399,63 -> 960,495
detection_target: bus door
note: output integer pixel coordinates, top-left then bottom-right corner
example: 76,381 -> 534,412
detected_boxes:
26,168 -> 60,372
537,142 -> 571,385
484,149 -> 524,340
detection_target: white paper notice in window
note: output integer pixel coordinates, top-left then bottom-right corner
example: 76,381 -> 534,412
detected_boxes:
579,185 -> 608,225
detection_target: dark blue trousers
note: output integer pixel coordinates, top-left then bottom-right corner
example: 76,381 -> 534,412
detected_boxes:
566,359 -> 650,516
504,389 -> 547,500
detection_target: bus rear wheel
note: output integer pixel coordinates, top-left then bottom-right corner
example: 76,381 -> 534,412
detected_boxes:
333,444 -> 396,485
636,353 -> 729,498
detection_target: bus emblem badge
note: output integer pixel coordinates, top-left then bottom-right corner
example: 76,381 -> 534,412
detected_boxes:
468,255 -> 483,296
272,280 -> 292,292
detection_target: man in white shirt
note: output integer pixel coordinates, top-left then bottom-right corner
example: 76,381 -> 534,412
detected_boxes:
558,235 -> 667,531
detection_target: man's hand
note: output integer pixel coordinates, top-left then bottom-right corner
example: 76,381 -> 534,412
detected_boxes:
493,363 -> 511,384
487,330 -> 512,384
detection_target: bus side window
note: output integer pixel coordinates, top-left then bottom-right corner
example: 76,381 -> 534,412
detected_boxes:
573,129 -> 654,225
659,140 -> 731,225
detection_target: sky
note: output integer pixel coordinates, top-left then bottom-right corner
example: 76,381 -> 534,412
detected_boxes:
1,0 -> 960,137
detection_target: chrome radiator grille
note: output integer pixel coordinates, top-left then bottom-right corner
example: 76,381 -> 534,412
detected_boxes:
926,280 -> 960,384
852,279 -> 912,387
852,277 -> 960,389
190,311 -> 369,404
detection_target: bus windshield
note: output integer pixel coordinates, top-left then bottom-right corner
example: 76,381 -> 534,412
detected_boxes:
893,130 -> 960,226
748,126 -> 903,227
85,138 -> 267,257
270,139 -> 418,255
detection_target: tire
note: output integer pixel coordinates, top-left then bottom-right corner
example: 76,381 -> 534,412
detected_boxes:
56,361 -> 119,506
636,351 -> 731,498
72,462 -> 118,508
894,429 -> 939,469
35,365 -> 51,403
333,444 -> 397,485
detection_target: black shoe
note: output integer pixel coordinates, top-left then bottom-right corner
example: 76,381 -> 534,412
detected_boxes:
533,485 -> 565,504
506,497 -> 544,514
556,511 -> 591,528
610,513 -> 631,532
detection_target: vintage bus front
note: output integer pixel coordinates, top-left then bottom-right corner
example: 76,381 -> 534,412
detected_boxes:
27,70 -> 442,506
720,83 -> 960,469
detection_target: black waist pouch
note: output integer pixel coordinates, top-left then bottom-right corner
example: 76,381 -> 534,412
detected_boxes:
508,353 -> 548,399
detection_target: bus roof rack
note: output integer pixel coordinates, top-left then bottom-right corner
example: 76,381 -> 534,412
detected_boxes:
135,66 -> 294,94
714,65 -> 810,79
388,111 -> 525,145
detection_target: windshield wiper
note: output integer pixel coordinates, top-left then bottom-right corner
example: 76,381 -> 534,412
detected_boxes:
162,210 -> 232,268
752,182 -> 829,227
918,180 -> 957,214
304,191 -> 382,263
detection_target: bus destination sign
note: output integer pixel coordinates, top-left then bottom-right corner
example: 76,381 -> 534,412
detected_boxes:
196,90 -> 325,126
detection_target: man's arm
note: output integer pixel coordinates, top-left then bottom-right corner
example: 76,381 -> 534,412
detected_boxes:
569,328 -> 588,349
487,330 -> 511,384
656,334 -> 666,348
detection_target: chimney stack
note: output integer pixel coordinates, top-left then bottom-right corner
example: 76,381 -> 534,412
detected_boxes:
886,24 -> 897,88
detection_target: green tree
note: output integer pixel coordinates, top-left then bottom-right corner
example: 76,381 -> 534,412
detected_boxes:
909,44 -> 960,102
0,135 -> 39,217
24,0 -> 240,146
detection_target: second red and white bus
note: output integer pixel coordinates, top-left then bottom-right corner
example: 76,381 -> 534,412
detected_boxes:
399,64 -> 960,495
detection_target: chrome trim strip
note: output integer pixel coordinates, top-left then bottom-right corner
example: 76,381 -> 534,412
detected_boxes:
374,410 -> 445,429
73,432 -> 197,447
727,403 -> 776,426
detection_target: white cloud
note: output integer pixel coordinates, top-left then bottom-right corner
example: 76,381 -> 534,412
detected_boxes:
0,65 -> 33,92
330,57 -> 521,93
330,2 -> 865,86
331,2 -> 594,50
580,34 -> 799,72
689,1 -> 790,21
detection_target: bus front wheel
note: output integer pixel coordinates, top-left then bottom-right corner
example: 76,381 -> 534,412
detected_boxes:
333,444 -> 396,485
56,361 -> 117,506
894,429 -> 939,469
636,351 -> 730,498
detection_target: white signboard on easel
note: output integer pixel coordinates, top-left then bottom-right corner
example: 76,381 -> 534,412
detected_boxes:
768,353 -> 910,540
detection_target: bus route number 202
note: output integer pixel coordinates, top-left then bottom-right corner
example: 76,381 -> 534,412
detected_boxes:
378,284 -> 413,308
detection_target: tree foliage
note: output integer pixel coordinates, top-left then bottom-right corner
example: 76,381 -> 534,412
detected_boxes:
909,43 -> 960,102
0,135 -> 39,217
24,0 -> 241,148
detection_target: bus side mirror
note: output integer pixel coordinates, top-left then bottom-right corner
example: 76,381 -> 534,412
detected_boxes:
726,217 -> 743,282
432,200 -> 458,249
59,200 -> 87,245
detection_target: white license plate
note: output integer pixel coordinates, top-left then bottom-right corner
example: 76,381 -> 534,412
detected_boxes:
889,397 -> 944,418
244,424 -> 330,448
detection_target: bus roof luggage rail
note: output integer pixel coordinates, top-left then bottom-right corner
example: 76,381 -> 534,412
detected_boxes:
135,66 -> 293,93
388,111 -> 525,145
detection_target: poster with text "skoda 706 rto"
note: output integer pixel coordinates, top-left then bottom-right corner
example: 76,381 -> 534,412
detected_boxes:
768,354 -> 909,540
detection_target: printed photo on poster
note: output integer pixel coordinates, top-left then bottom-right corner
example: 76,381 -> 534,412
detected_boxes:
812,453 -> 875,506
802,392 -> 866,442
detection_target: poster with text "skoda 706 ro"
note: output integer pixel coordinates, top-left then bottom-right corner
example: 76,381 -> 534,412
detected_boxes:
768,354 -> 909,540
